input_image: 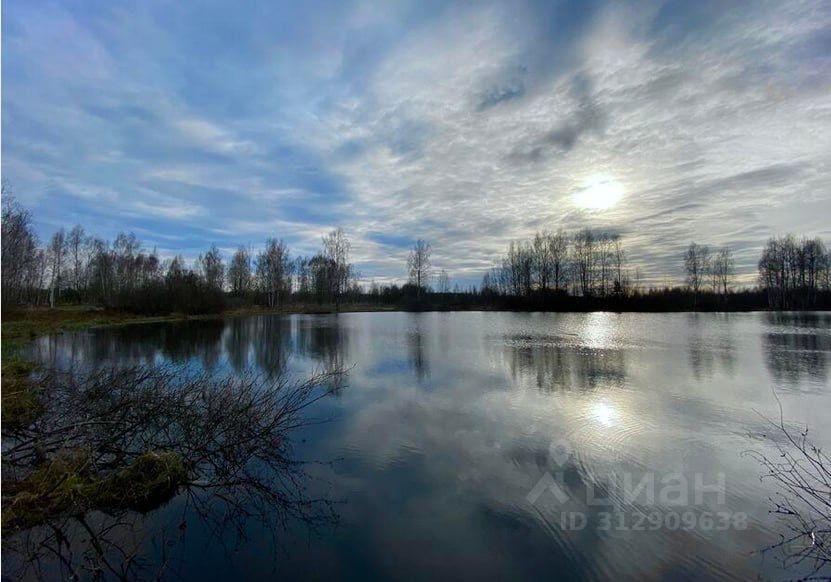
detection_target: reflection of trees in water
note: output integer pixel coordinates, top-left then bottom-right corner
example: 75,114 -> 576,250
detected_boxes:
223,316 -> 256,373
31,321 -> 227,372
766,312 -> 831,330
33,329 -> 157,371
226,315 -> 352,380
2,365 -> 342,580
763,331 -> 829,386
251,316 -> 292,378
763,312 -> 830,386
295,317 -> 349,377
223,315 -> 301,378
686,315 -> 736,380
35,315 -> 358,387
5,484 -> 339,581
407,316 -> 429,382
159,321 -> 224,370
502,337 -> 627,392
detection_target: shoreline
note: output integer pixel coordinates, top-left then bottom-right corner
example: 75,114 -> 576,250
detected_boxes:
3,303 -> 829,355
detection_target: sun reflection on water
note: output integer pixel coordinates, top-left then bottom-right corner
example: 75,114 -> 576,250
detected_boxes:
590,401 -> 619,426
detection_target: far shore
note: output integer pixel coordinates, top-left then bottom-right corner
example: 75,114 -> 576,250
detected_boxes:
3,303 -> 828,355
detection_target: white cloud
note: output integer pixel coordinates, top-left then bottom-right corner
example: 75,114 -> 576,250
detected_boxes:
3,0 -> 830,285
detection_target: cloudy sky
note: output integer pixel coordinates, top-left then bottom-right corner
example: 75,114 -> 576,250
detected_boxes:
3,0 -> 830,286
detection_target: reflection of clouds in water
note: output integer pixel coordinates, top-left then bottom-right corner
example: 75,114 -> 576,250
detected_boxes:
686,314 -> 736,380
25,312 -> 831,580
327,352 -> 761,580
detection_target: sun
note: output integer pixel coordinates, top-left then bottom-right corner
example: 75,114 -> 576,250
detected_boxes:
573,175 -> 625,210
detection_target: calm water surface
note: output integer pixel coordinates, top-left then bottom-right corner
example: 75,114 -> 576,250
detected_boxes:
27,312 -> 831,580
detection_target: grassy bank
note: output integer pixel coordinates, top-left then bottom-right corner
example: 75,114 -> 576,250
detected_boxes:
0,307 -> 184,535
2,307 -> 185,431
0,303 -> 392,429
1,304 -> 350,545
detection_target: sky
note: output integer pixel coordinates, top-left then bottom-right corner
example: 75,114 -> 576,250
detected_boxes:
3,0 -> 831,287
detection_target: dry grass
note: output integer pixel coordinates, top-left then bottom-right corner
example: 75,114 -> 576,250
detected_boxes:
2,450 -> 186,532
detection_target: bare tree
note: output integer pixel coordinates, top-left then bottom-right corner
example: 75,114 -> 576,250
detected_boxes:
502,241 -> 533,296
407,239 -> 432,299
65,225 -> 88,299
47,229 -> 66,308
759,236 -> 829,309
572,229 -> 595,297
197,244 -> 225,292
256,239 -> 292,309
1,187 -> 41,305
112,233 -> 142,295
801,237 -> 827,306
612,239 -> 627,296
228,246 -> 253,297
711,247 -> 735,297
322,228 -> 352,307
436,269 -> 450,294
532,232 -> 554,291
632,266 -> 643,296
549,230 -> 569,293
684,242 -> 710,306
744,403 -> 831,578
293,256 -> 311,297
3,364 -> 345,579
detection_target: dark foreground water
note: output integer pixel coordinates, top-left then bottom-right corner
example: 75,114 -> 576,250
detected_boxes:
20,312 -> 831,580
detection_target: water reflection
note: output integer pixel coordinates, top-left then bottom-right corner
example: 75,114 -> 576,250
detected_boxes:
295,315 -> 350,374
252,315 -> 292,377
763,312 -> 831,387
31,320 -> 226,371
31,315 -> 356,380
407,314 -> 430,382
686,313 -> 736,380
20,311 -> 831,580
502,338 -> 628,393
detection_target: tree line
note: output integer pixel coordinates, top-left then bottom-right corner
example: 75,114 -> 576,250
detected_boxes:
477,230 -> 828,310
2,188 -> 830,313
757,235 -> 830,309
1,192 -> 356,314
481,229 -> 633,299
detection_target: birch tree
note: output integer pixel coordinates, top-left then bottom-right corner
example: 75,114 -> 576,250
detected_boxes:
407,239 -> 431,299
228,246 -> 252,296
198,244 -> 225,292
684,242 -> 710,305
322,228 -> 352,306
47,229 -> 66,308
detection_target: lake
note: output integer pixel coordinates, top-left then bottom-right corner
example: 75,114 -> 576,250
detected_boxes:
23,311 -> 831,580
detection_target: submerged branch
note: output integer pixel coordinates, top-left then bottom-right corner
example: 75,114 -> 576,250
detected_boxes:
2,363 -> 346,579
744,394 -> 831,579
